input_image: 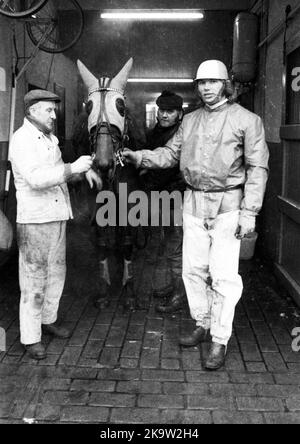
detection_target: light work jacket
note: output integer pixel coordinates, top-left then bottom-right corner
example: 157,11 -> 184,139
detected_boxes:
136,102 -> 269,219
10,118 -> 73,224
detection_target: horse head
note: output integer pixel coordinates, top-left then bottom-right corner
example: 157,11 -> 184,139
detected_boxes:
77,58 -> 133,178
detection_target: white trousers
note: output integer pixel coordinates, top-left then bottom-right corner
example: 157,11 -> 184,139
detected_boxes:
17,222 -> 66,345
182,211 -> 242,346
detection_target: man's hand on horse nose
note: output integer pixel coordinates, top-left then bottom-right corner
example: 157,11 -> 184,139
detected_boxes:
123,149 -> 143,168
71,156 -> 93,174
85,169 -> 102,190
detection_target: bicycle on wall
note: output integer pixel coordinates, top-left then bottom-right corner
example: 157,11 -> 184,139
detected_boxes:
0,0 -> 84,53
0,1 -> 85,216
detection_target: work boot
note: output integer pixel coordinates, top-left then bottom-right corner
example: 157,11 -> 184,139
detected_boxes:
42,322 -> 71,339
205,342 -> 227,370
179,326 -> 210,347
24,342 -> 47,360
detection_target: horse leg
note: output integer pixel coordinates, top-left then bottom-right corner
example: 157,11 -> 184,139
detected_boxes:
120,229 -> 136,311
94,226 -> 111,309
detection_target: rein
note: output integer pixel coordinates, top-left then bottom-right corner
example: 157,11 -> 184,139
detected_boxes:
87,79 -> 149,250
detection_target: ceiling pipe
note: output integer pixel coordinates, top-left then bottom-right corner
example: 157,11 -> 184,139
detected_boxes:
258,3 -> 300,48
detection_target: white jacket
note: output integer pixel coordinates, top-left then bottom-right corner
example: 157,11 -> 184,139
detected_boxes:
10,119 -> 73,224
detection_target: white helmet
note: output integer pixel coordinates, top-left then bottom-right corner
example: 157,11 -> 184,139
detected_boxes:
195,60 -> 229,81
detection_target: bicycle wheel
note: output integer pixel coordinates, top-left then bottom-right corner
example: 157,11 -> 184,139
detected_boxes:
26,0 -> 84,53
0,0 -> 47,18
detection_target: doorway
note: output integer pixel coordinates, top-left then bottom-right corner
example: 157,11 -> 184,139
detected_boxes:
276,36 -> 300,306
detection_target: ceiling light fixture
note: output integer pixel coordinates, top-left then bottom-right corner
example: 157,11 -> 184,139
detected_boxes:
101,10 -> 204,21
128,78 -> 194,83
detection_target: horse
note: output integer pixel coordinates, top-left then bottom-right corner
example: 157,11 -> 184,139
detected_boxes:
76,58 -> 145,310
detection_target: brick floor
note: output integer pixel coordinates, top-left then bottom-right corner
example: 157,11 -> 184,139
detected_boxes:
0,221 -> 300,424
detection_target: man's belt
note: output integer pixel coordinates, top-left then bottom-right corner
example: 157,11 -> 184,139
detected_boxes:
186,184 -> 243,193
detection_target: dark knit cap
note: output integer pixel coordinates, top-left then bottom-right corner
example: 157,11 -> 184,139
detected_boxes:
156,90 -> 183,111
24,89 -> 61,110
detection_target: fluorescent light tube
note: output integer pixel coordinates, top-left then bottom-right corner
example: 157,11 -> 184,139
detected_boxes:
128,79 -> 194,83
101,12 -> 204,20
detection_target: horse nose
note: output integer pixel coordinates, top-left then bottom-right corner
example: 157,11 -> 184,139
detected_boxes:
98,160 -> 113,172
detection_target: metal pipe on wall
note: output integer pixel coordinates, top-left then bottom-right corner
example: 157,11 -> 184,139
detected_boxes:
250,0 -> 264,14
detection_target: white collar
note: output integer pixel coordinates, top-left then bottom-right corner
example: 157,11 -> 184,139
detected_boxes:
24,118 -> 57,143
24,117 -> 44,136
206,98 -> 228,110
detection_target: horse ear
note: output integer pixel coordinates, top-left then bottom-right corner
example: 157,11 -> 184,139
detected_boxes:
111,58 -> 133,92
77,60 -> 98,91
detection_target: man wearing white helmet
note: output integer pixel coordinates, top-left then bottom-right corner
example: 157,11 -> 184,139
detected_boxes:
124,60 -> 269,370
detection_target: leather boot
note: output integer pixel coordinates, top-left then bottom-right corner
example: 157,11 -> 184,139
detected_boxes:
24,342 -> 47,360
205,342 -> 227,370
179,326 -> 210,347
42,322 -> 71,339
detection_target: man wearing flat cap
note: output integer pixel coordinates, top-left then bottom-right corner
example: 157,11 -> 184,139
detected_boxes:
141,90 -> 186,314
10,89 -> 99,360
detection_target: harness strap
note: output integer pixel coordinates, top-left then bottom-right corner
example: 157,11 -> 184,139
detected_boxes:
88,87 -> 125,97
89,78 -> 129,189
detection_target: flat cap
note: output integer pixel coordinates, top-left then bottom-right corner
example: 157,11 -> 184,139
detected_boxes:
156,90 -> 183,111
24,89 -> 61,110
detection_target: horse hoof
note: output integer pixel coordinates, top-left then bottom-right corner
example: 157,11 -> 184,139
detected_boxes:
123,298 -> 136,311
94,297 -> 110,310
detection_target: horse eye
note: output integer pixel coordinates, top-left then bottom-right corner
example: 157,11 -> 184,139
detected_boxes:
85,100 -> 93,115
116,98 -> 125,117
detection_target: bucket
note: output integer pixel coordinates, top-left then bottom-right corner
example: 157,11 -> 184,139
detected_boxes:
239,231 -> 258,260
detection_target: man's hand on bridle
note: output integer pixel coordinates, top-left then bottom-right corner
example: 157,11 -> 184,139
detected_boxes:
122,149 -> 142,168
71,155 -> 93,174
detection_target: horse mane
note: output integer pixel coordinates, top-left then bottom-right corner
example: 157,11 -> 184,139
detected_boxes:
71,111 -> 90,157
125,109 -> 146,151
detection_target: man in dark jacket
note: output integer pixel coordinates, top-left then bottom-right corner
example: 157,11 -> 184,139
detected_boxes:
141,90 -> 186,313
